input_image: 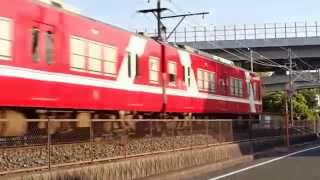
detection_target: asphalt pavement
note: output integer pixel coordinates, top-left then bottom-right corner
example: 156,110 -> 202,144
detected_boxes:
185,143 -> 320,180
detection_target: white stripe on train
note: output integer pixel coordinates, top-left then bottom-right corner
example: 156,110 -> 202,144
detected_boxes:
0,65 -> 262,105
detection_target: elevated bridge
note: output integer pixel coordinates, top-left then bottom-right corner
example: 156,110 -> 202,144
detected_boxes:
160,21 -> 320,71
263,71 -> 320,92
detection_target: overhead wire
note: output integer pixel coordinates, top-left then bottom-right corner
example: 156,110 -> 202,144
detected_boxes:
163,0 -> 291,70
165,0 -> 320,90
143,0 -> 318,80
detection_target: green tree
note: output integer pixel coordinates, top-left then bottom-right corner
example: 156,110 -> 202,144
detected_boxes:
263,91 -> 285,113
299,89 -> 318,109
263,89 -> 319,121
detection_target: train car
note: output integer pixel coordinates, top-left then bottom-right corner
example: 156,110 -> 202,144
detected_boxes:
0,0 -> 262,137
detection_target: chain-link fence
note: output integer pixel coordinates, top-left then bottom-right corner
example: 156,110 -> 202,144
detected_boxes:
0,115 -> 317,175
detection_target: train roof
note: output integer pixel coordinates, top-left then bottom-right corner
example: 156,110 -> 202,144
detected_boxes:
33,0 -> 257,77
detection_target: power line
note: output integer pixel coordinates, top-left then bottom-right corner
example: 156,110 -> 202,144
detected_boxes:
162,0 -> 292,71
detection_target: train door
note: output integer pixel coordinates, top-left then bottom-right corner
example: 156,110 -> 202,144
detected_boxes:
247,79 -> 257,113
219,73 -> 228,112
29,22 -> 57,104
30,23 -> 55,69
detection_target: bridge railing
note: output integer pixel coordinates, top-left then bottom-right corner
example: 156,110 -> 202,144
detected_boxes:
143,21 -> 320,43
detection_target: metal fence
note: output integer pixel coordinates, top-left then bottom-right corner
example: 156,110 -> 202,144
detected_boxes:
143,21 -> 320,42
0,117 -> 317,175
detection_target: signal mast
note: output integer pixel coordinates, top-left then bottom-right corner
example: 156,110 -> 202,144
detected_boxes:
138,0 -> 209,114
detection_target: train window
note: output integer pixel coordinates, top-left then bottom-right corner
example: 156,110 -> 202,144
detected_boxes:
168,61 -> 177,85
197,69 -> 204,90
45,31 -> 53,64
220,78 -> 227,94
183,66 -> 191,87
0,18 -> 12,60
182,67 -> 185,82
253,82 -> 258,99
88,42 -> 102,73
31,27 -> 40,62
135,54 -> 140,77
247,82 -> 251,97
198,69 -> 215,93
208,73 -> 216,93
204,71 -> 209,90
128,52 -> 132,77
149,57 -> 160,83
187,67 -> 191,87
240,80 -> 243,96
127,52 -> 139,78
230,78 -> 243,97
104,45 -> 117,76
70,37 -> 86,71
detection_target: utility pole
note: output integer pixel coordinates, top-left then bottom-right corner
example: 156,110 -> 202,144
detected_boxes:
138,0 -> 209,115
138,0 -> 209,42
285,94 -> 290,147
250,49 -> 254,72
289,48 -> 294,127
156,0 -> 162,41
284,48 -> 294,147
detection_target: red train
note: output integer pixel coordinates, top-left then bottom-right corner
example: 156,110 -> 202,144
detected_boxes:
0,0 -> 262,136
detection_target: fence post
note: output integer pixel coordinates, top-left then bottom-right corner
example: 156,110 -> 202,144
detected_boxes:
206,120 -> 209,147
234,25 -> 237,40
214,26 -> 217,41
184,27 -> 187,42
194,26 -> 197,42
316,21 -> 318,37
190,118 -> 193,149
218,120 -> 222,143
224,25 -> 227,40
124,119 -> 128,159
264,23 -> 267,39
254,24 -> 257,39
244,24 -> 247,40
172,121 -> 175,151
305,21 -> 308,38
284,23 -> 287,38
150,121 -> 155,153
47,118 -> 51,170
316,118 -> 319,134
295,22 -> 298,38
204,26 -> 207,41
249,118 -> 253,140
174,30 -> 177,42
90,118 -> 94,162
274,23 -> 277,39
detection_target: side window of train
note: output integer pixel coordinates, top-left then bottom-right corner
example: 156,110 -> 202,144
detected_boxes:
127,52 -> 139,78
70,37 -> 86,71
70,36 -> 118,76
0,18 -> 12,61
183,66 -> 191,87
230,78 -> 243,97
168,61 -> 177,86
88,41 -> 103,74
104,45 -> 118,76
247,82 -> 251,97
197,69 -> 216,93
45,31 -> 53,64
31,27 -> 40,62
149,57 -> 160,83
253,82 -> 258,99
220,78 -> 227,95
